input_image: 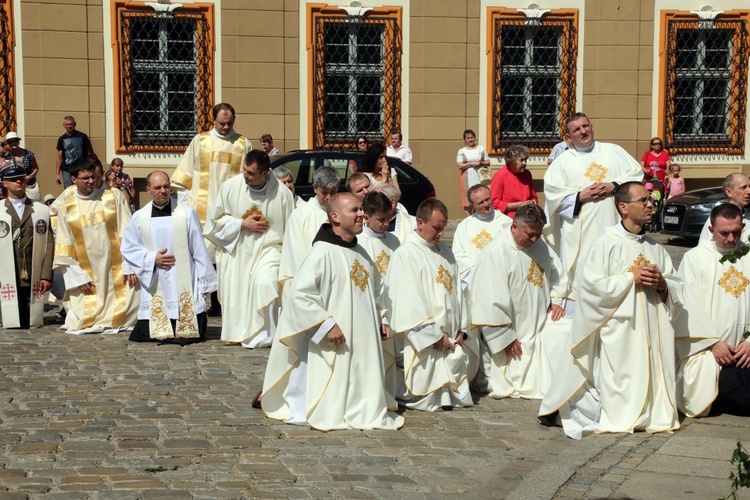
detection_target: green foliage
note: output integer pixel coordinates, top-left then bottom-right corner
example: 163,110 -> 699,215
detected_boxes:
727,441 -> 750,500
719,245 -> 750,264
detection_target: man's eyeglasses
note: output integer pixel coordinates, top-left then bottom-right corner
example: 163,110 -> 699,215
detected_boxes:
627,196 -> 657,206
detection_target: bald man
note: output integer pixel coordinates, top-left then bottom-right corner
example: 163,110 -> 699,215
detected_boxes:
699,172 -> 750,241
262,193 -> 402,430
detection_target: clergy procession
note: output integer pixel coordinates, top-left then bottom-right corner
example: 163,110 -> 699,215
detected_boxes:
4,108 -> 750,438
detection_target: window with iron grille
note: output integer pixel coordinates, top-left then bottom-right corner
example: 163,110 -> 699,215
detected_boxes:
116,4 -> 214,153
489,11 -> 577,155
311,9 -> 402,150
0,0 -> 16,136
663,17 -> 748,155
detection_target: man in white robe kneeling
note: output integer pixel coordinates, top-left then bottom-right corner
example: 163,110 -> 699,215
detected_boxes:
262,193 -> 403,431
677,203 -> 750,417
388,198 -> 473,411
470,204 -> 568,399
539,182 -> 681,439
204,150 -> 294,348
120,171 -> 217,343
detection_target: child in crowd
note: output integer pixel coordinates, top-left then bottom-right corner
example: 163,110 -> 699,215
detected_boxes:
667,164 -> 685,199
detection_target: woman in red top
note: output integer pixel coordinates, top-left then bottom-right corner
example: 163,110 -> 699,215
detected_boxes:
490,144 -> 538,218
640,137 -> 671,184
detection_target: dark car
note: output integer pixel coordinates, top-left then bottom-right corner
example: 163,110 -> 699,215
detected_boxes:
270,150 -> 436,214
661,186 -> 725,239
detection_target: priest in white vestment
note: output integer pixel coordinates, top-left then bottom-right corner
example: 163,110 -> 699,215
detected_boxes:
358,191 -> 404,403
374,184 -> 417,243
452,184 -> 512,390
544,113 -> 642,305
697,173 -> 750,242
677,203 -> 750,417
470,204 -> 568,400
273,166 -> 306,209
120,171 -> 217,343
278,166 -> 339,288
346,172 -> 371,202
169,103 -> 252,256
539,182 -> 681,439
262,193 -> 403,430
388,199 -> 473,411
204,150 -> 295,348
52,159 -> 139,334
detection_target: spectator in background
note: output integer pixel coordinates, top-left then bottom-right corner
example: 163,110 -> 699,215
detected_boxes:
356,136 -> 370,152
387,131 -> 412,165
361,143 -> 400,194
273,166 -> 305,208
56,115 -> 94,188
640,136 -> 671,185
457,129 -> 491,216
6,132 -> 41,202
105,170 -> 134,212
43,194 -> 56,207
107,158 -> 135,211
667,164 -> 685,199
547,135 -> 572,165
490,144 -> 538,219
260,133 -> 281,157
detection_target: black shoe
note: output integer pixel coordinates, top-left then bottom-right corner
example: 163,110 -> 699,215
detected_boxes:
538,411 -> 559,427
206,306 -> 222,317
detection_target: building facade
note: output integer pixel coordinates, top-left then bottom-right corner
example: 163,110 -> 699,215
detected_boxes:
5,0 -> 750,214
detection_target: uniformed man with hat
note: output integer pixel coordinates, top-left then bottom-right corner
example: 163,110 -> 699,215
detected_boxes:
0,161 -> 54,328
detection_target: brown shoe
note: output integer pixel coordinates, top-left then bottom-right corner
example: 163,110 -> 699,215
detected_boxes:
251,390 -> 263,409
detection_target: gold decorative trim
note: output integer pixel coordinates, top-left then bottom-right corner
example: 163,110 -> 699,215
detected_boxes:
436,265 -> 454,294
527,261 -> 545,288
242,205 -> 266,222
149,295 -> 173,340
375,250 -> 390,275
627,253 -> 652,272
350,259 -> 370,292
718,265 -> 750,298
584,162 -> 608,182
471,229 -> 493,250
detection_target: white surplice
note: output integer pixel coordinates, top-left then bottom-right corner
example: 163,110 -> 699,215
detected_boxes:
675,239 -> 750,417
469,229 -> 568,399
120,201 -> 217,322
262,233 -> 403,431
52,187 -> 138,334
539,224 -> 681,439
387,234 -> 472,411
543,142 -> 642,292
278,196 -> 328,286
358,224 -> 403,404
204,174 -> 294,347
169,130 -> 252,258
451,210 -> 513,388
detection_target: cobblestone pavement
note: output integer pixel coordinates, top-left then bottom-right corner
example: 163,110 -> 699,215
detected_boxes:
2,236 -> 748,499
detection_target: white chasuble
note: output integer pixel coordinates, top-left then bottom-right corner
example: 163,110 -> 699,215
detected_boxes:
278,196 -> 329,286
675,239 -> 750,417
204,174 -> 294,346
52,188 -> 138,334
543,143 -> 642,290
0,201 -> 53,328
469,230 -> 568,399
120,201 -> 217,339
387,235 -> 472,411
262,238 -> 403,431
539,224 -> 682,439
699,211 -> 750,242
359,225 -> 403,404
169,130 -> 252,259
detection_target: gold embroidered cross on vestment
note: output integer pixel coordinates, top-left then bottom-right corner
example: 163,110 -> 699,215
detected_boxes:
375,250 -> 390,275
718,265 -> 750,298
527,261 -> 545,288
584,162 -> 608,183
436,265 -> 454,293
472,229 -> 493,250
627,253 -> 652,272
350,259 -> 370,292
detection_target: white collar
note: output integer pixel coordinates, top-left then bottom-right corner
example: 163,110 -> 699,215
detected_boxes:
362,224 -> 386,239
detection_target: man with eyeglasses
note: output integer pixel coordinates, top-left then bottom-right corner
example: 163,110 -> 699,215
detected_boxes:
52,158 -> 139,334
0,162 -> 54,328
698,172 -> 750,242
676,203 -> 750,417
540,181 -> 681,439
544,113 -> 643,313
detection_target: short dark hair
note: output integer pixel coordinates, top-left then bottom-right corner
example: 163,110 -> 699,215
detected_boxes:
70,157 -> 97,178
260,133 -> 273,143
212,103 -> 235,120
416,198 -> 448,223
345,172 -> 370,193
614,181 -> 643,215
391,131 -> 403,141
362,191 -> 391,216
244,149 -> 271,172
463,129 -> 475,140
565,112 -> 590,132
711,202 -> 743,226
514,204 -> 547,227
